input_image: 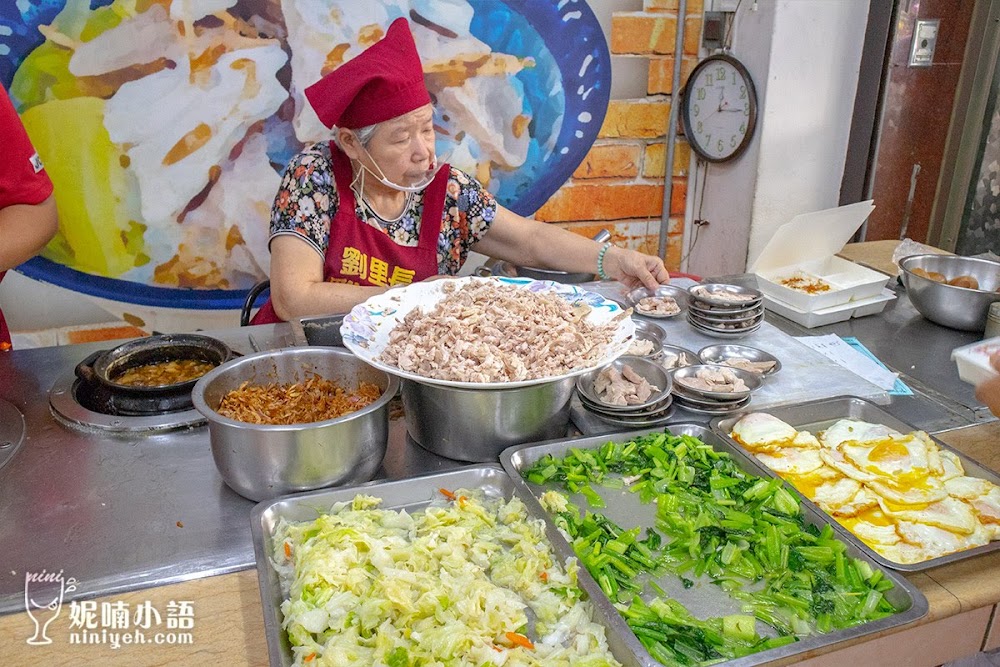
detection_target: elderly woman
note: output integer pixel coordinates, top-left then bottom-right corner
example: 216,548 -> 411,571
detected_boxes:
252,18 -> 670,324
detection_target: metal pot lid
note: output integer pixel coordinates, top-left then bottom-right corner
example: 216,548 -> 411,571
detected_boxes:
0,398 -> 25,472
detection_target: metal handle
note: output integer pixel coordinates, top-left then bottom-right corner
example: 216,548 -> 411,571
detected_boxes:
74,350 -> 105,386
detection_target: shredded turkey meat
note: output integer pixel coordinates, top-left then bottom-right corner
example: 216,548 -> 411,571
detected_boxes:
378,281 -> 624,382
593,364 -> 660,406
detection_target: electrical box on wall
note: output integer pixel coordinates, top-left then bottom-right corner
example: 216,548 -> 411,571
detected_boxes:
909,19 -> 940,67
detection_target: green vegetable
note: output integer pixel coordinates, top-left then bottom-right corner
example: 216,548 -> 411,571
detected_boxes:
526,430 -> 901,666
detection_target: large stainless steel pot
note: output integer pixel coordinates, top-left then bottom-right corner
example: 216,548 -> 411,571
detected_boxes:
401,377 -> 575,462
192,347 -> 398,501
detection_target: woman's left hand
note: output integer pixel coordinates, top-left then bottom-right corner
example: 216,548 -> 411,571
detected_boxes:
604,245 -> 671,291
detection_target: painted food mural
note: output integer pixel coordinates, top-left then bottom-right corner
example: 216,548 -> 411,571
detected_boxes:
0,0 -> 610,308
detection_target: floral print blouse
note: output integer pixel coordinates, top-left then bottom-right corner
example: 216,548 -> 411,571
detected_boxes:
269,142 -> 497,275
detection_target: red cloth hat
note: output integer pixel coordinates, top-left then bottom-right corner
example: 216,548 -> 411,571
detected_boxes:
305,18 -> 431,129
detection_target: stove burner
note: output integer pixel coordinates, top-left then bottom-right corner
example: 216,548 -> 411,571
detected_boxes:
74,377 -> 194,416
49,371 -> 205,433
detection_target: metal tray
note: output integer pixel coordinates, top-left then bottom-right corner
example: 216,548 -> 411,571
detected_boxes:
500,424 -> 928,667
711,396 -> 1000,571
250,465 -> 643,667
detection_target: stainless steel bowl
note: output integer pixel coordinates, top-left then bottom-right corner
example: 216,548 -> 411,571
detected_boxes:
688,283 -> 763,308
669,363 -> 762,401
625,284 -> 689,318
899,254 -> 1000,331
401,377 -> 575,462
632,319 -> 666,343
698,344 -> 781,376
576,355 -> 672,410
191,347 -> 397,501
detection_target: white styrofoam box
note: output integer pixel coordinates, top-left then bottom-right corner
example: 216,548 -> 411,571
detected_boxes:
750,200 -> 891,312
756,256 -> 893,312
951,337 -> 1000,386
762,289 -> 896,329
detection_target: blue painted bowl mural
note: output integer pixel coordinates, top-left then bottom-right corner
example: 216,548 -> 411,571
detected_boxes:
0,0 -> 610,309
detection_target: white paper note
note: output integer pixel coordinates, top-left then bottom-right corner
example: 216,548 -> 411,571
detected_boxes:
795,334 -> 899,391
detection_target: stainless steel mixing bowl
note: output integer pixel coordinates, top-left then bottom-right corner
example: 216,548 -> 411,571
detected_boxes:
401,377 -> 575,462
899,254 -> 1000,331
192,347 -> 398,501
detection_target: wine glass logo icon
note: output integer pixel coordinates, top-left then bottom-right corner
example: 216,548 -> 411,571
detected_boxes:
24,570 -> 77,645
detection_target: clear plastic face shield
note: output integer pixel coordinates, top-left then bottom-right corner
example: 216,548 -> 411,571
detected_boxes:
353,132 -> 445,193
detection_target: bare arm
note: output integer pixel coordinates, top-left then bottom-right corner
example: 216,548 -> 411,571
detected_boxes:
268,235 -> 388,320
471,204 -> 669,290
0,195 -> 57,272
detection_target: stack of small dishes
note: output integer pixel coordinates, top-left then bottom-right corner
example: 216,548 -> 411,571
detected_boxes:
626,320 -> 666,359
625,285 -> 688,319
669,363 -> 762,415
576,356 -> 674,427
697,344 -> 781,379
686,284 -> 765,338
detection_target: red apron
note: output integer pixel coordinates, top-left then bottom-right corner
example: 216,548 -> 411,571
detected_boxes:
0,271 -> 9,350
252,143 -> 447,324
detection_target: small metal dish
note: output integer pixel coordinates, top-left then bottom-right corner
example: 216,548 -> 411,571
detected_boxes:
669,363 -> 762,401
659,344 -> 699,370
688,283 -> 763,308
674,393 -> 751,415
687,302 -> 760,316
687,307 -> 765,324
576,355 -> 672,410
698,344 -> 781,377
687,313 -> 764,334
580,392 -> 673,417
671,383 -> 750,407
592,403 -> 676,427
632,319 -> 666,343
625,285 -> 689,318
688,319 -> 764,339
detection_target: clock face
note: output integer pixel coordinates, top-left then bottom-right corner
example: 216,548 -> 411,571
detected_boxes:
681,55 -> 758,163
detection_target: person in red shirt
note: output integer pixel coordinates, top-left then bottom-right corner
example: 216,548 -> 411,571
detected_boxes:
0,86 -> 58,349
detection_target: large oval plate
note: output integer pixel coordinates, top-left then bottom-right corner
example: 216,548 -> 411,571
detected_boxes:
341,276 -> 634,389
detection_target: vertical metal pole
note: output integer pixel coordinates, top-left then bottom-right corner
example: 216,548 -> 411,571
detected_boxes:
658,0 -> 689,258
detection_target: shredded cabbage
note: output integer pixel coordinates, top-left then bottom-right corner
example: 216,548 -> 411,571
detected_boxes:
272,490 -> 621,667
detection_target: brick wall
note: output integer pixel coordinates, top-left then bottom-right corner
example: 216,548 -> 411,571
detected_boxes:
535,0 -> 702,270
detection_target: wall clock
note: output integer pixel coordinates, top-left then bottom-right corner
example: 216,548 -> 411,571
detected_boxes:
680,53 -> 758,163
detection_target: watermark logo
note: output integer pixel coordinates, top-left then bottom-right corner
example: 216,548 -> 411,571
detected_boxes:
24,571 -> 195,649
24,569 -> 78,645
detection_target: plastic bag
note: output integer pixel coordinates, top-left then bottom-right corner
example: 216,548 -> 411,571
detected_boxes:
891,238 -> 946,275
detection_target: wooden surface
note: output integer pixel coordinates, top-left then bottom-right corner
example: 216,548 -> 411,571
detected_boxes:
837,238 -> 952,277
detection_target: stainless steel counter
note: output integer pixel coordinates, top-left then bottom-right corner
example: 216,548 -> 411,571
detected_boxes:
0,325 -> 464,615
0,280 -> 990,615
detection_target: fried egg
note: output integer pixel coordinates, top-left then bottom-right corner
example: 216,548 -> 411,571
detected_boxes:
895,520 -> 990,557
827,486 -> 880,518
754,448 -> 824,476
841,433 -> 931,478
730,413 -> 819,452
940,450 -> 966,480
819,447 -> 879,483
944,476 -> 996,500
839,509 -> 900,546
820,419 -> 903,449
971,487 -> 1000,525
808,476 -> 861,507
876,542 -> 932,565
877,496 -> 978,535
866,476 -> 948,505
